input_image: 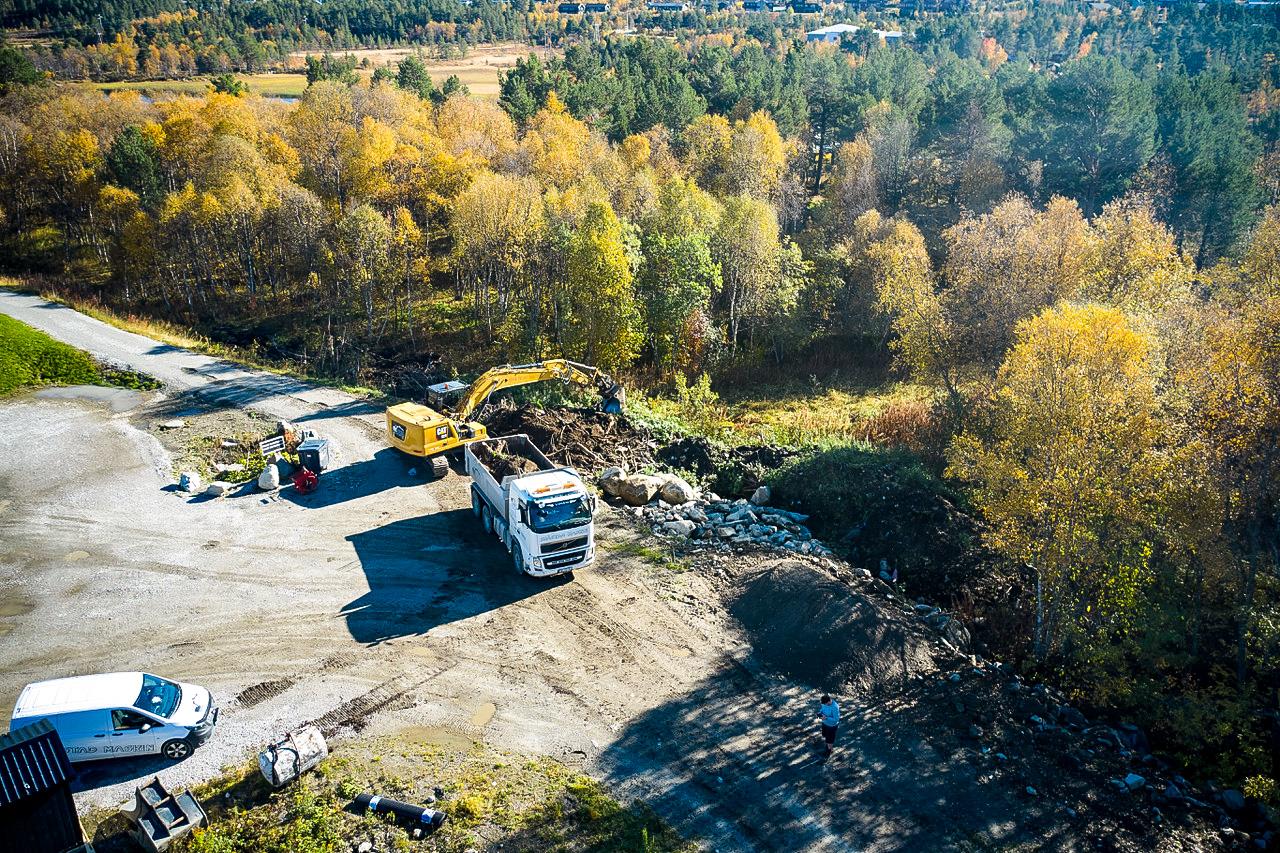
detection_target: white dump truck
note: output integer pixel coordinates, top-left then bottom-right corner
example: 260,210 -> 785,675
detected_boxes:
465,434 -> 596,577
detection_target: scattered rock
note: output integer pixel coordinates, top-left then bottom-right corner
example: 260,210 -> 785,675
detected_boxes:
357,841 -> 373,853
1124,773 -> 1146,791
178,471 -> 202,493
662,519 -> 696,537
1223,789 -> 1246,812
750,485 -> 771,505
658,474 -> 697,505
213,462 -> 245,474
205,481 -> 230,497
598,466 -> 627,497
258,464 -> 281,491
159,418 -> 186,430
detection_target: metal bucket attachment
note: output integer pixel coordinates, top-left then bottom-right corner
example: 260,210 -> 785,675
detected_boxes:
258,725 -> 328,787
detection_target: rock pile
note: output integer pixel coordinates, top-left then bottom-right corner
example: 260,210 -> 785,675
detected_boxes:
600,466 -> 836,557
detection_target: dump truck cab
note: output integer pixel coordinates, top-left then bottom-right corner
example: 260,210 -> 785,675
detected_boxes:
466,435 -> 595,577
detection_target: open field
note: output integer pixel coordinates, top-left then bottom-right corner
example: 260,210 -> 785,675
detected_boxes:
99,73 -> 307,99
93,42 -> 553,99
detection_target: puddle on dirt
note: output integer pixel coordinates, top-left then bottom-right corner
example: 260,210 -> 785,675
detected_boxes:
65,550 -> 90,562
35,385 -> 148,413
470,702 -> 496,727
0,597 -> 34,618
397,725 -> 475,752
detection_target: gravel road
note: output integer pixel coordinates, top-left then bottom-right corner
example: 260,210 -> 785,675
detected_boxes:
0,291 -> 768,847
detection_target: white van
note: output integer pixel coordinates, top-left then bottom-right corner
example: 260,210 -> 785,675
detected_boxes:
9,672 -> 218,762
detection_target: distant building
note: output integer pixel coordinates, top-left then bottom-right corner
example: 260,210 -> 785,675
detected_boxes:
791,0 -> 823,9
742,0 -> 770,10
806,22 -> 859,41
584,1 -> 609,10
648,0 -> 688,9
0,721 -> 89,853
557,1 -> 585,11
806,22 -> 903,42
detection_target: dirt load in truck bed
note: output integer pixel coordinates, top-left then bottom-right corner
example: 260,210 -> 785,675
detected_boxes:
472,438 -> 543,479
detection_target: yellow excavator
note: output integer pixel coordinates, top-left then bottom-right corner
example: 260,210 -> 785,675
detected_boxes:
385,359 -> 625,477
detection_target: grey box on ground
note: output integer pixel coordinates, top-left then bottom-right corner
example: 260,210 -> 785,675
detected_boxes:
297,438 -> 332,474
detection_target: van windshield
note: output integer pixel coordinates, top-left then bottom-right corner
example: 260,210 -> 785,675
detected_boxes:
136,674 -> 181,718
528,496 -> 592,533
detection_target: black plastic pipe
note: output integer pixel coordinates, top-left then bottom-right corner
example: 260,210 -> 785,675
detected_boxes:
354,792 -> 447,830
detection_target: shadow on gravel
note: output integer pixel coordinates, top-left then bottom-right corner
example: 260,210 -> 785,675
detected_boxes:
70,753 -> 179,793
595,661 -> 1081,853
342,510 -> 564,644
292,399 -> 384,420
281,448 -> 424,510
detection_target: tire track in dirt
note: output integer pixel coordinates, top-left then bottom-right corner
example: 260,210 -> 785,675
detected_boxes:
305,665 -> 451,737
234,678 -> 296,708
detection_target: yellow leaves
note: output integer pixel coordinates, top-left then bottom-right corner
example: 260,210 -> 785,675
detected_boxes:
1242,205 -> 1280,298
620,134 -> 651,170
1084,197 -> 1195,312
435,96 -> 516,162
451,171 -> 545,271
947,302 -> 1166,655
522,106 -> 592,190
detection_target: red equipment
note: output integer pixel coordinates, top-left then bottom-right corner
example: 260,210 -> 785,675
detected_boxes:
292,468 -> 319,494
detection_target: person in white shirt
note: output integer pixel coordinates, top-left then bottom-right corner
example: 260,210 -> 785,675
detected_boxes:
818,694 -> 840,756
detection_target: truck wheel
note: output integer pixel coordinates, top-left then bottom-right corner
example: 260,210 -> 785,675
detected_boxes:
471,489 -> 482,518
481,504 -> 493,535
512,543 -> 526,576
162,738 -> 192,760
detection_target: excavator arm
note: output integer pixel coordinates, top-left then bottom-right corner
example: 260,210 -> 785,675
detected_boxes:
452,360 -> 624,420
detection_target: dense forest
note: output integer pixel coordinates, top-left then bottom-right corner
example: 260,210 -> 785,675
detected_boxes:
1,0 -> 1279,802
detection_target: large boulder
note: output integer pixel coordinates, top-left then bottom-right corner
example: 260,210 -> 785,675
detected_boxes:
178,471 -> 202,494
598,466 -> 627,498
258,464 -> 281,491
658,474 -> 696,505
615,474 -> 664,506
205,481 -> 230,497
750,485 -> 771,506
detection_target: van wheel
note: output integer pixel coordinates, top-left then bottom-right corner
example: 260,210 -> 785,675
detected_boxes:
512,543 -> 526,575
481,504 -> 493,535
162,739 -> 192,760
471,489 -> 483,518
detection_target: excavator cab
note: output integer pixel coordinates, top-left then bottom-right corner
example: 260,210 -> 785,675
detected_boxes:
424,380 -> 469,416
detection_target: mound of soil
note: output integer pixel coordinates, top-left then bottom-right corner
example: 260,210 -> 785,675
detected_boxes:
471,438 -> 542,479
479,405 -> 659,473
727,559 -> 941,696
658,436 -> 802,497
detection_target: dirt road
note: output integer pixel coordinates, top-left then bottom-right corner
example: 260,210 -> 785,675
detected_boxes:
0,292 -> 1215,852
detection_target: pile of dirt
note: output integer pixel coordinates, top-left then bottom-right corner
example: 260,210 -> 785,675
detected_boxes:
471,438 -> 542,479
726,558 -> 941,696
479,405 -> 659,473
658,436 -> 802,498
